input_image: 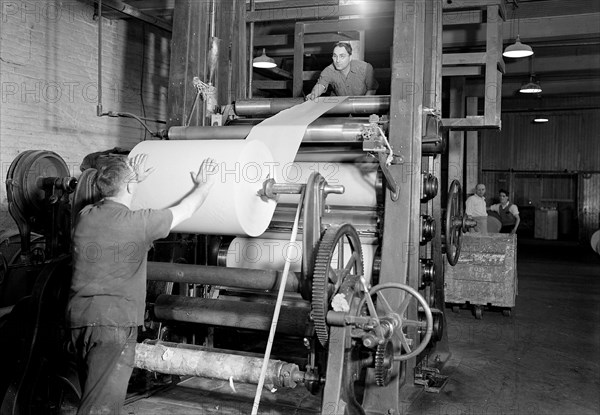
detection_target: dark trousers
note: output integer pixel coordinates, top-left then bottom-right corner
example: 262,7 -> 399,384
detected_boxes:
500,225 -> 514,233
70,326 -> 137,415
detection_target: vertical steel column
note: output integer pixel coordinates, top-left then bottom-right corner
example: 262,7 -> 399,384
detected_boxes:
247,0 -> 255,98
363,1 -> 436,412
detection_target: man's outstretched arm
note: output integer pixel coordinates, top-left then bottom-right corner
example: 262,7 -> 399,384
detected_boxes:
169,158 -> 218,229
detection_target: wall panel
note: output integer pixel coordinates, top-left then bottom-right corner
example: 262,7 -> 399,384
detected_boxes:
481,109 -> 600,172
579,174 -> 600,244
481,109 -> 600,240
0,0 -> 171,215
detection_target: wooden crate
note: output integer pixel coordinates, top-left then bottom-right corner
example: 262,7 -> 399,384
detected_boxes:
445,233 -> 517,308
534,209 -> 558,240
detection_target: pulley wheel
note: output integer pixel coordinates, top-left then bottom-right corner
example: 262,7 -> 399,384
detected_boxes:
7,150 -> 70,216
445,180 -> 463,266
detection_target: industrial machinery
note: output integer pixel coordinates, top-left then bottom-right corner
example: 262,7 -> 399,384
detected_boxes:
0,100 -> 466,414
0,1 -> 486,414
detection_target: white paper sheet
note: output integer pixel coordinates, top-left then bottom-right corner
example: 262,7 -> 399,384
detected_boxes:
130,139 -> 276,236
131,98 -> 348,236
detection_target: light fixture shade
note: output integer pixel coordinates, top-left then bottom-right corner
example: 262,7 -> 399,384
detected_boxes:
503,36 -> 534,58
253,48 -> 276,68
520,79 -> 542,94
533,116 -> 549,123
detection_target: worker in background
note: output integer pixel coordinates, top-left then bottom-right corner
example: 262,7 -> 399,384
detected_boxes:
490,189 -> 521,234
67,153 -> 217,414
306,42 -> 379,100
465,183 -> 488,234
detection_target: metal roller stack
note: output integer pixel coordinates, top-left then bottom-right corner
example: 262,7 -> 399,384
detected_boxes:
0,95 -> 462,414
0,0 -> 476,412
125,95 -> 449,410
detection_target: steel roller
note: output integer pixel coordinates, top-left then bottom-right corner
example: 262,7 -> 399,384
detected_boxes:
233,96 -> 391,116
169,117 -> 372,142
153,294 -> 310,336
146,261 -> 299,292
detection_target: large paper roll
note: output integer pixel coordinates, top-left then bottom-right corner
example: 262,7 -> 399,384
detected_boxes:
277,162 -> 379,207
130,140 -> 276,237
226,237 -> 303,273
226,236 -> 377,283
130,99 -> 348,237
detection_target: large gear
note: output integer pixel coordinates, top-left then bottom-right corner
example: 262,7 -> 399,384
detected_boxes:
311,224 -> 363,347
374,340 -> 394,386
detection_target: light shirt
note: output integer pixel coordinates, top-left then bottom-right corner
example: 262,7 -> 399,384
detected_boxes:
465,194 -> 487,217
316,60 -> 379,96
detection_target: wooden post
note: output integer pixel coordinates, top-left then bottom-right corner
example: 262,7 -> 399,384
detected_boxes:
363,1 -> 436,411
466,96 -> 479,193
448,77 -> 465,185
293,22 -> 305,97
484,4 -> 502,127
167,0 -> 245,129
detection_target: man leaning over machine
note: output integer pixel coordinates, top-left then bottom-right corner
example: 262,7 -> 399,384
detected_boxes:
306,42 -> 379,100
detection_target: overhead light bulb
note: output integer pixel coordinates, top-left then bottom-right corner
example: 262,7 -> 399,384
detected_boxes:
533,116 -> 549,123
252,48 -> 276,69
503,35 -> 534,58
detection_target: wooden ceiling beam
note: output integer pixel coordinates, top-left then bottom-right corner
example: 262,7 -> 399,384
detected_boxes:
465,77 -> 600,98
504,54 -> 600,78
246,2 -> 395,23
123,0 -> 175,11
97,0 -> 172,32
443,13 -> 600,47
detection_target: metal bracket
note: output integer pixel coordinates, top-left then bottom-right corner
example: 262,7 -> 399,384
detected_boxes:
414,366 -> 449,393
257,177 -> 344,202
361,115 -> 400,201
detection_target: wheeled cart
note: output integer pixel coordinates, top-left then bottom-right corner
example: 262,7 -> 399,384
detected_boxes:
445,233 -> 517,319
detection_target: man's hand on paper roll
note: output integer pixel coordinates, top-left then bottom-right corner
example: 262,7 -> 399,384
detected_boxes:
191,158 -> 218,190
169,157 -> 218,230
128,153 -> 155,183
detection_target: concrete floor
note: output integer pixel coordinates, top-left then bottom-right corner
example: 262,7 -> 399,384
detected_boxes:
408,239 -> 600,415
124,239 -> 600,414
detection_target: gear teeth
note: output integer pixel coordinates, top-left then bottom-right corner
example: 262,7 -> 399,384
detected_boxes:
311,224 -> 363,348
374,341 -> 392,387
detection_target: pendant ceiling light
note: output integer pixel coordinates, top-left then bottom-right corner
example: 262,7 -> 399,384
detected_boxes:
503,4 -> 533,59
519,56 -> 542,94
520,77 -> 542,94
503,35 -> 534,58
252,48 -> 277,68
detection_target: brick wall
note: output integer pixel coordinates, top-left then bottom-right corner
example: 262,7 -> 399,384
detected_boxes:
0,0 -> 170,220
